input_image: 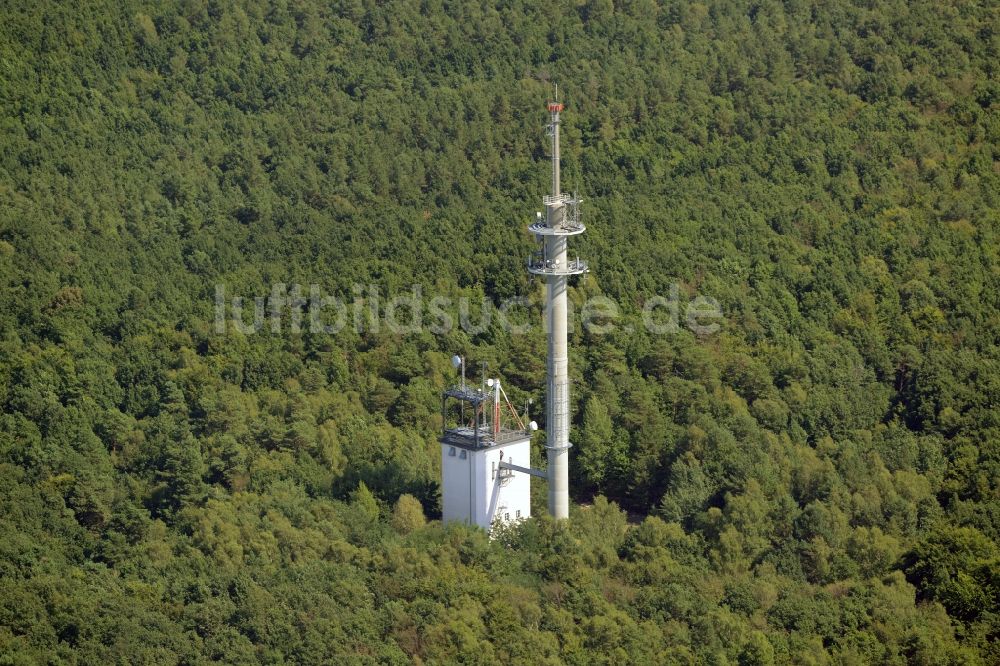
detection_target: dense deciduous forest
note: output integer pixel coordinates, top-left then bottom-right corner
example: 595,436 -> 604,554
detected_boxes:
1,0 -> 998,662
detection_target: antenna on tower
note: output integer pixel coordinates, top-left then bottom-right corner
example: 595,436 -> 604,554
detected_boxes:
451,354 -> 465,389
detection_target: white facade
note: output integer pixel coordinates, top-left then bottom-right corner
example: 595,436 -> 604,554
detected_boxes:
441,436 -> 532,530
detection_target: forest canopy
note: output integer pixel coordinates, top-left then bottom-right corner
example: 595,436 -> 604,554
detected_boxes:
0,0 -> 998,663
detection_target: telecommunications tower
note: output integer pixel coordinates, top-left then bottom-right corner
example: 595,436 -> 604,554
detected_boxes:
439,92 -> 588,530
527,93 -> 588,519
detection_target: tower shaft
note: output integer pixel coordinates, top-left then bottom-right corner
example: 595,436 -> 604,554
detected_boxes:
526,97 -> 588,520
545,101 -> 570,519
546,272 -> 570,519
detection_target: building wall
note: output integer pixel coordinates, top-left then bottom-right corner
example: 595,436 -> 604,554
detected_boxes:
441,443 -> 472,524
441,436 -> 532,530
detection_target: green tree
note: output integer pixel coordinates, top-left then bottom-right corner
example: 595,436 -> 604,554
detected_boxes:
391,493 -> 426,534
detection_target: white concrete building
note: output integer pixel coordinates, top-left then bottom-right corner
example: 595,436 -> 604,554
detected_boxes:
439,376 -> 535,530
440,432 -> 531,528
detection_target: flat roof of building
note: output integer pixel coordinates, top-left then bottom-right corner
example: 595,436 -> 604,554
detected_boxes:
442,426 -> 531,450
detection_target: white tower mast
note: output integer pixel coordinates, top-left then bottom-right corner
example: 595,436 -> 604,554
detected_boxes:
527,91 -> 588,519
